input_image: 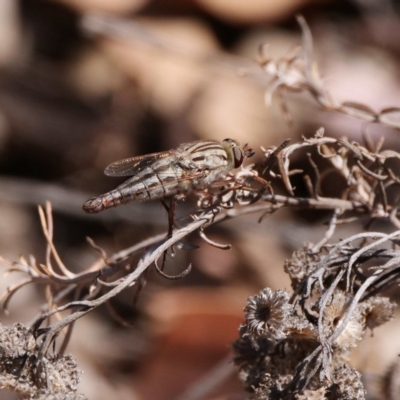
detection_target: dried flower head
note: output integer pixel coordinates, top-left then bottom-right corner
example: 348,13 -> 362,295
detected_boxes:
322,291 -> 364,351
360,296 -> 396,332
244,288 -> 292,342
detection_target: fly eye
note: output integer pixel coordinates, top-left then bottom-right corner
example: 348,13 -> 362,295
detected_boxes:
233,146 -> 244,168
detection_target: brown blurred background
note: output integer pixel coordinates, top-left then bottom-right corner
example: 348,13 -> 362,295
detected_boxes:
1,0 -> 400,399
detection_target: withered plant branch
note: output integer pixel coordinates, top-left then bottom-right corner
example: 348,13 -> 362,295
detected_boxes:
0,229 -> 169,315
38,203 -> 75,279
198,229 -> 231,250
85,237 -> 111,266
345,231 -> 400,290
234,194 -> 365,214
154,256 -> 192,280
260,16 -> 400,130
31,215 -> 211,361
261,138 -> 291,175
311,208 -> 341,253
361,257 -> 400,299
289,232 -> 400,312
301,232 -> 392,298
0,279 -> 36,315
287,231 -> 400,391
306,153 -> 322,198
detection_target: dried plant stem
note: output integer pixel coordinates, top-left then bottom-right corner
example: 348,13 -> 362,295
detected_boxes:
32,215 -> 211,360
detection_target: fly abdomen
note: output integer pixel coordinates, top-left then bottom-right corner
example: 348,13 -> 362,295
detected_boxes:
116,174 -> 173,202
82,189 -> 125,213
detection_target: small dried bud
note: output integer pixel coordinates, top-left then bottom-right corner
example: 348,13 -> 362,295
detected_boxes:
284,244 -> 321,289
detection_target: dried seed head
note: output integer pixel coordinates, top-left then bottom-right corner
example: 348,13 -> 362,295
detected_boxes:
244,288 -> 292,342
323,291 -> 364,351
360,296 -> 396,332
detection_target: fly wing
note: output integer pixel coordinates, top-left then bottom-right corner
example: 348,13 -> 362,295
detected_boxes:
104,151 -> 173,177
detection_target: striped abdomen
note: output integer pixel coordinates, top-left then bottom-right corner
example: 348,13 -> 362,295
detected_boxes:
82,167 -> 187,213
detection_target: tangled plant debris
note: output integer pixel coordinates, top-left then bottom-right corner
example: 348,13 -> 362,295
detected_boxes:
233,234 -> 398,399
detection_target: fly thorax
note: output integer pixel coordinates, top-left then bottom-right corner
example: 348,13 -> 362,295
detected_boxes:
202,168 -> 228,186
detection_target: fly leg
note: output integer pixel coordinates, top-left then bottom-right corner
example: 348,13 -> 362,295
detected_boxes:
159,196 -> 179,270
160,197 -> 179,238
167,197 -> 177,238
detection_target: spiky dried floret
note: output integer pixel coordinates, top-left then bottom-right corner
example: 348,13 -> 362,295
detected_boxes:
244,288 -> 292,342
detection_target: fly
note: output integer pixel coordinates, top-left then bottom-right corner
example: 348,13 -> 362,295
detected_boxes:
83,138 -> 254,213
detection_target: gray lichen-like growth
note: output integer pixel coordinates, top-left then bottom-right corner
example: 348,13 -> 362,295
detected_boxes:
0,323 -> 86,400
